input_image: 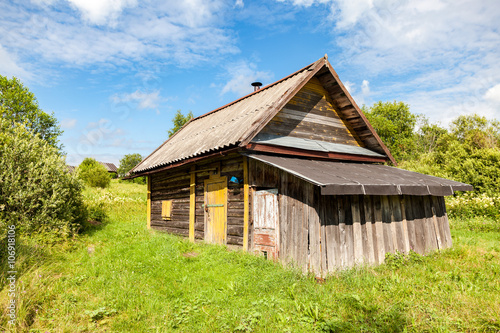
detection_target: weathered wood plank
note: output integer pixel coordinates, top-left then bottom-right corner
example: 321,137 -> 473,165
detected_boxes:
307,183 -> 321,275
422,196 -> 438,252
372,195 -> 385,264
430,196 -> 443,250
351,195 -> 364,265
399,196 -> 411,253
323,195 -> 339,270
390,196 -> 404,252
411,196 -> 426,254
344,196 -> 355,267
363,196 -> 375,264
259,77 -> 361,147
381,196 -> 394,255
319,194 -> 328,273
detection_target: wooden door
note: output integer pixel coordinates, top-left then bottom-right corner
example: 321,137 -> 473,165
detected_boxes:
253,189 -> 279,259
204,177 -> 227,244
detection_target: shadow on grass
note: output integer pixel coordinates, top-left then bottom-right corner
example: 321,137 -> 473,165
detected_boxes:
320,297 -> 408,333
79,219 -> 108,237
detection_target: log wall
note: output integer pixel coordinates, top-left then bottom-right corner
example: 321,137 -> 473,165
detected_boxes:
249,159 -> 452,276
150,154 -> 246,246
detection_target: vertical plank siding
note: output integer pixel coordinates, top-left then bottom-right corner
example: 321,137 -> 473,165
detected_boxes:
249,159 -> 453,275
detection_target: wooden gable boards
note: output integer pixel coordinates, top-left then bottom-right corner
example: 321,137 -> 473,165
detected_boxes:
241,56 -> 396,165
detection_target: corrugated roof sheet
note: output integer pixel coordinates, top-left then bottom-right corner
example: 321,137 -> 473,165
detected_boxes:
251,133 -> 385,157
247,154 -> 473,196
99,162 -> 118,173
132,63 -> 316,173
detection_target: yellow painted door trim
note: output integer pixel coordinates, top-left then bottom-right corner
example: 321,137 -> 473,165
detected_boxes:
204,176 -> 227,244
243,156 -> 249,251
147,175 -> 151,229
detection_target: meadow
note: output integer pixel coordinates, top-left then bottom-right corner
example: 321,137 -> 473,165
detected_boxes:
1,180 -> 499,332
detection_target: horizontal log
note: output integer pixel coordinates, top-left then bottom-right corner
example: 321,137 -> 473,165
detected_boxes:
152,225 -> 189,236
227,235 -> 243,246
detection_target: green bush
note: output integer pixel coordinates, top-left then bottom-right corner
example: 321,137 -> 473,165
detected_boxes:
86,201 -> 107,223
446,192 -> 500,220
0,119 -> 87,238
77,158 -> 111,188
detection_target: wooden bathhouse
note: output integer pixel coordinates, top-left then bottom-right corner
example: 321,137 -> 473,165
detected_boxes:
129,56 -> 472,275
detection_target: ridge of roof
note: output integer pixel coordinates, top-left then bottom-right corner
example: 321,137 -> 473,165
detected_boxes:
131,58 -> 324,174
191,58 -> 321,122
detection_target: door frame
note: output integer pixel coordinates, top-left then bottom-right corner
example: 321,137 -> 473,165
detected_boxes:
203,175 -> 228,244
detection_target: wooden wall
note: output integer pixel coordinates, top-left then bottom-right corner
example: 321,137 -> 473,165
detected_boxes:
249,159 -> 452,276
150,154 -> 247,246
259,77 -> 362,146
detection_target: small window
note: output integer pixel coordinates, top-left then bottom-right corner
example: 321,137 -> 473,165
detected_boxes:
162,200 -> 172,220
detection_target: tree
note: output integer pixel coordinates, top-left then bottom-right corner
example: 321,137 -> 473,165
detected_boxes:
363,101 -> 417,162
450,114 -> 499,149
0,118 -> 86,237
168,110 -> 193,137
415,115 -> 448,154
0,75 -> 62,150
77,158 -> 111,188
118,153 -> 143,177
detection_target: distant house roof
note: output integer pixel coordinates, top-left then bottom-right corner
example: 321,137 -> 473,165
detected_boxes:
132,56 -> 395,174
67,165 -> 76,173
99,162 -> 118,173
247,154 -> 473,196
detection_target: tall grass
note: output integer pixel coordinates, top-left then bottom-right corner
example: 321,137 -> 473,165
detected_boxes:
1,180 -> 499,332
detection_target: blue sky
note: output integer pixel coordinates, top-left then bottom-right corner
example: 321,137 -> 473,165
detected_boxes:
1,0 -> 499,166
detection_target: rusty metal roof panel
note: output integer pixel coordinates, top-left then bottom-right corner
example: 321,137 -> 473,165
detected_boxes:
247,154 -> 473,196
132,66 -> 315,173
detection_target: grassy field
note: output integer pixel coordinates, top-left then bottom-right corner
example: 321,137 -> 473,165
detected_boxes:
1,180 -> 500,332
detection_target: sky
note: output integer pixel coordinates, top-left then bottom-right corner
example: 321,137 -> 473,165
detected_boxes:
1,0 -> 499,166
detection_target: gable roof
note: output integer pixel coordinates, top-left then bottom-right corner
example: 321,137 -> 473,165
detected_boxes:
99,162 -> 118,173
132,56 -> 395,174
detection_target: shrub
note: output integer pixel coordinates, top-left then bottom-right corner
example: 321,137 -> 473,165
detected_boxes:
446,192 -> 500,220
86,201 -> 107,223
0,119 -> 87,238
77,158 -> 111,188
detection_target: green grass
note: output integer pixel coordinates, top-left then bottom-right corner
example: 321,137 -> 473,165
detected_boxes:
1,180 -> 500,332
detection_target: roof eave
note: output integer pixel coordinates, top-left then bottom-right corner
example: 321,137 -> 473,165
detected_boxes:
322,59 -> 397,165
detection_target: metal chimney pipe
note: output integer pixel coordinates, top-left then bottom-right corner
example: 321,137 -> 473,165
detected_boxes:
251,82 -> 262,92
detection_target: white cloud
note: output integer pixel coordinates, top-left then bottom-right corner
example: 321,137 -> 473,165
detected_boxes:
276,0 -> 330,7
484,84 -> 500,105
235,0 -> 244,8
361,80 -> 370,96
0,1 -> 238,73
112,90 -> 162,110
67,0 -> 137,25
61,118 -> 77,129
221,61 -> 273,96
343,80 -> 354,94
277,0 -> 500,124
0,45 -> 32,80
329,0 -> 374,28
